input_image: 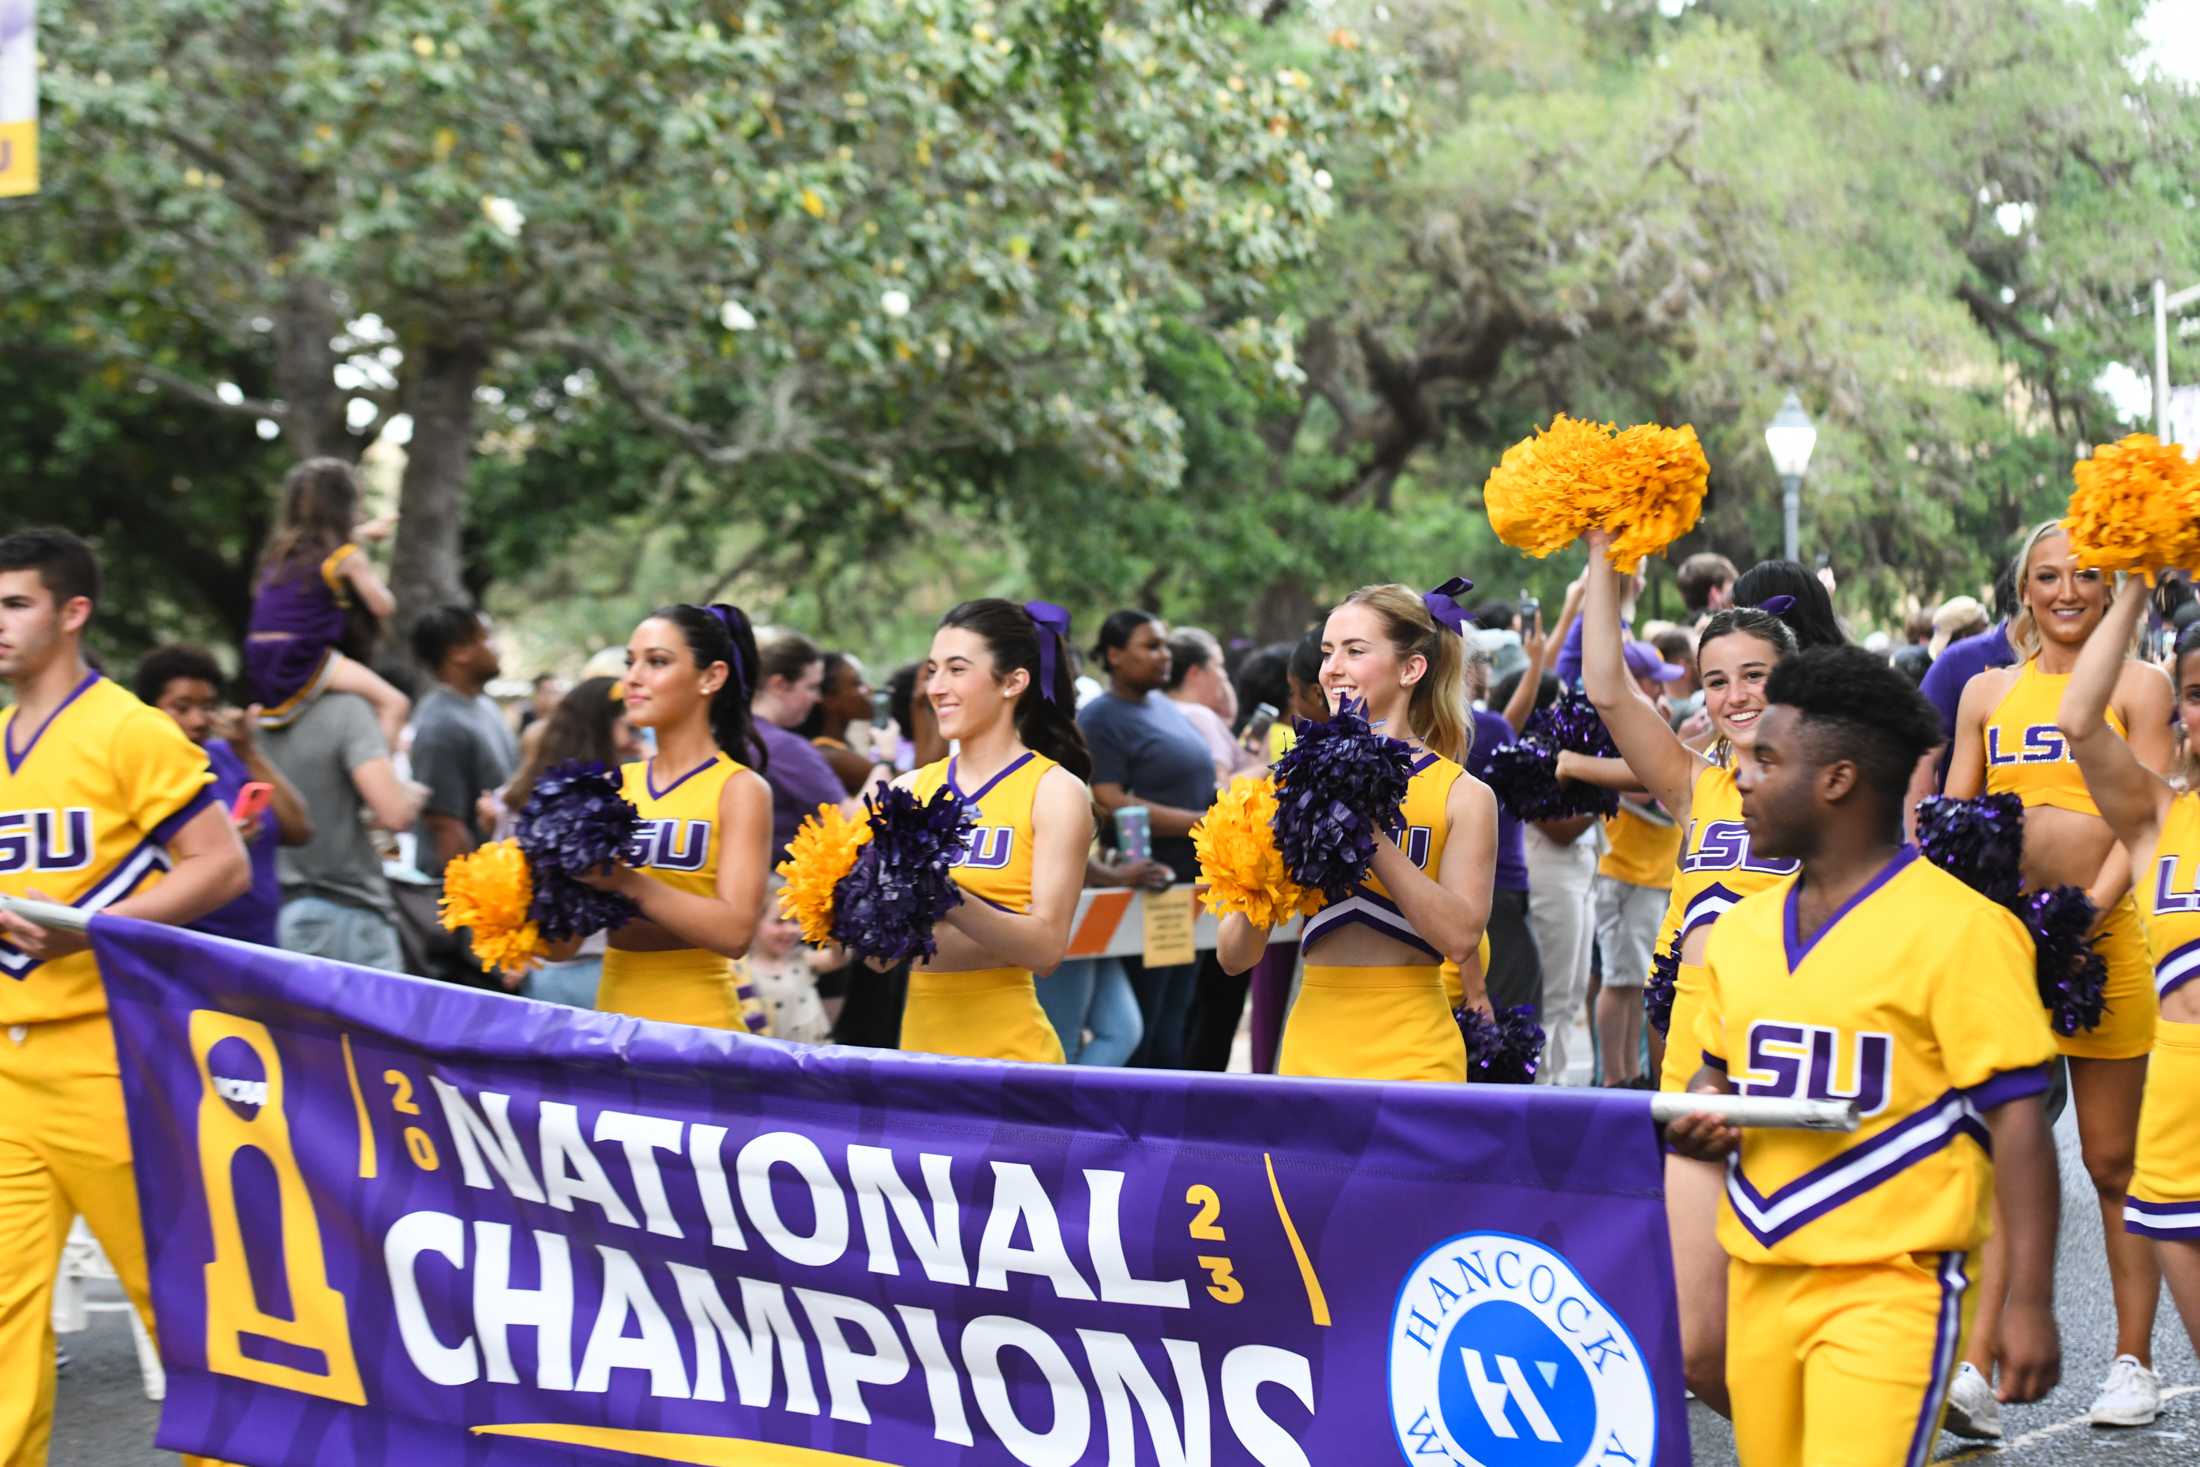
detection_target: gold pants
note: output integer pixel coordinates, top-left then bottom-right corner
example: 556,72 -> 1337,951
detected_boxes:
0,1013 -> 230,1466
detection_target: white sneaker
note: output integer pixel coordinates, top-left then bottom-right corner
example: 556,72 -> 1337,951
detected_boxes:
1942,1362 -> 2003,1440
2087,1354 -> 2162,1427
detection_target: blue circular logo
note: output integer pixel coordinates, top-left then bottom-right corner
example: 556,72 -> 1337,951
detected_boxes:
1388,1231 -> 1658,1467
1435,1300 -> 1597,1465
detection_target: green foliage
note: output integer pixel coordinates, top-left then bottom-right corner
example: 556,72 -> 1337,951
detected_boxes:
0,348 -> 283,671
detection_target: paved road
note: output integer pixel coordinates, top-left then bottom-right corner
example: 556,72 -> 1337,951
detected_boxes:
50,1090 -> 2200,1465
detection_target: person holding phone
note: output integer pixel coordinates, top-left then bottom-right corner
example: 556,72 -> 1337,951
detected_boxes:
135,644 -> 314,948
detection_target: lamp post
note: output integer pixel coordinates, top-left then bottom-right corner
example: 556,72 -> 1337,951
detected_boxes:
2155,278 -> 2200,441
1763,391 -> 1818,564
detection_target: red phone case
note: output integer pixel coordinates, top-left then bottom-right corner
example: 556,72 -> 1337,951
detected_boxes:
231,781 -> 274,823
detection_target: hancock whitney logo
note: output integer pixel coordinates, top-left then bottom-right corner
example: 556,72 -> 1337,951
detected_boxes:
1389,1232 -> 1656,1466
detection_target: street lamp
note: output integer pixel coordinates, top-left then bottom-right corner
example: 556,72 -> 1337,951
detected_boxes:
2155,278 -> 2200,441
1763,391 -> 1817,564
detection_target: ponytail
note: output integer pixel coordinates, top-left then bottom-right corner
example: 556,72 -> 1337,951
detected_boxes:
940,598 -> 1094,781
653,602 -> 766,770
2177,623 -> 2200,793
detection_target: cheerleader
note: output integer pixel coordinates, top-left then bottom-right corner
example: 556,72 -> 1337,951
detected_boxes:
586,603 -> 773,1030
1947,523 -> 2175,1431
1216,582 -> 1498,1083
2063,606 -> 2200,1357
1571,529 -> 1800,1415
895,599 -> 1094,1063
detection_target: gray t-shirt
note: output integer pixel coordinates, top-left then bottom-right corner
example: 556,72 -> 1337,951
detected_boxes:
1076,690 -> 1218,881
409,686 -> 520,877
261,692 -> 397,918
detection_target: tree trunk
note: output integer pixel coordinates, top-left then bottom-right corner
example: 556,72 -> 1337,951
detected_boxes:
388,332 -> 488,649
1250,575 -> 1323,645
270,260 -> 354,461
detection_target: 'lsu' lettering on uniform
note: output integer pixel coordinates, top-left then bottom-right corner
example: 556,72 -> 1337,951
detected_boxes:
1283,752 -> 1469,1083
1697,848 -> 2056,1467
597,753 -> 766,1033
1983,658 -> 2156,1059
1300,752 -> 1461,957
1653,763 -> 1798,1091
0,671 -> 223,1464
905,752 -> 1066,1064
0,672 -> 215,1024
2127,793 -> 2200,1240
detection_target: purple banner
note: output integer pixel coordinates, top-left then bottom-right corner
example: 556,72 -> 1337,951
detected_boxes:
95,916 -> 1689,1466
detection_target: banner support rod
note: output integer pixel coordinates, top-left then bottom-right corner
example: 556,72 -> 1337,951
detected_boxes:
0,894 -> 89,932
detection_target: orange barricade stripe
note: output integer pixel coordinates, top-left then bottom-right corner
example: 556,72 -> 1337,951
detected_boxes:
1065,889 -> 1133,958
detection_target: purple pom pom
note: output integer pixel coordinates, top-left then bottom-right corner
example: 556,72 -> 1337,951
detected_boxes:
1644,943 -> 1679,1035
1269,696 -> 1419,903
2021,885 -> 2108,1037
515,759 -> 641,940
1483,738 -> 1621,822
830,783 -> 977,964
1457,1004 -> 1546,1084
1915,794 -> 2025,909
1528,691 -> 1620,760
530,868 -> 642,944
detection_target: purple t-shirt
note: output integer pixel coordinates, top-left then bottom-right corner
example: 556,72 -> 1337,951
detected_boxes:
1466,709 -> 1529,893
1921,622 -> 2017,787
191,740 -> 281,946
755,720 -> 850,863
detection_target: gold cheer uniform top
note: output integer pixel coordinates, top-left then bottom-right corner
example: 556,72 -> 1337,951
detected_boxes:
904,751 -> 1065,1064
1698,848 -> 2056,1264
1983,658 -> 2154,1059
597,753 -> 766,1034
1600,800 -> 1682,889
1654,763 -> 1798,1092
0,674 -> 215,1026
2126,793 -> 2200,1239
1283,751 -> 1469,1083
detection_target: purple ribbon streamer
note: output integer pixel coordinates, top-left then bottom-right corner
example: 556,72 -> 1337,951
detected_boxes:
1024,600 -> 1072,703
1423,575 -> 1475,636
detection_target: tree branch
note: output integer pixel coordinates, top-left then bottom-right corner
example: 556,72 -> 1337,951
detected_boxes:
13,341 -> 285,421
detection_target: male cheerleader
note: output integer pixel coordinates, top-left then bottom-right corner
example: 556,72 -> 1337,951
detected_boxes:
1669,647 -> 2061,1466
0,528 -> 249,1463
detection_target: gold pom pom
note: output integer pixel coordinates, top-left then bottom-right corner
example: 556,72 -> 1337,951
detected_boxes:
1482,413 -> 1709,573
439,839 -> 544,977
774,802 -> 872,946
1483,413 -> 1618,562
2064,434 -> 2200,584
1605,422 -> 1710,573
1192,776 -> 1327,929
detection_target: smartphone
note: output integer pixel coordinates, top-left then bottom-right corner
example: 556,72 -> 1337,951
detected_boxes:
1240,702 -> 1280,750
1113,806 -> 1153,865
869,688 -> 893,729
231,781 -> 274,825
1519,587 -> 1540,623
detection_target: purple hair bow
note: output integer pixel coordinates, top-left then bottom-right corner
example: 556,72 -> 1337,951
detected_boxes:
704,603 -> 751,696
1025,600 -> 1072,702
1754,594 -> 1797,617
1424,576 -> 1475,636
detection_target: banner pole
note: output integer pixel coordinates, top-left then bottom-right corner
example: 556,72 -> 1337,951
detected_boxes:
1650,1093 -> 1855,1131
0,893 -> 89,932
